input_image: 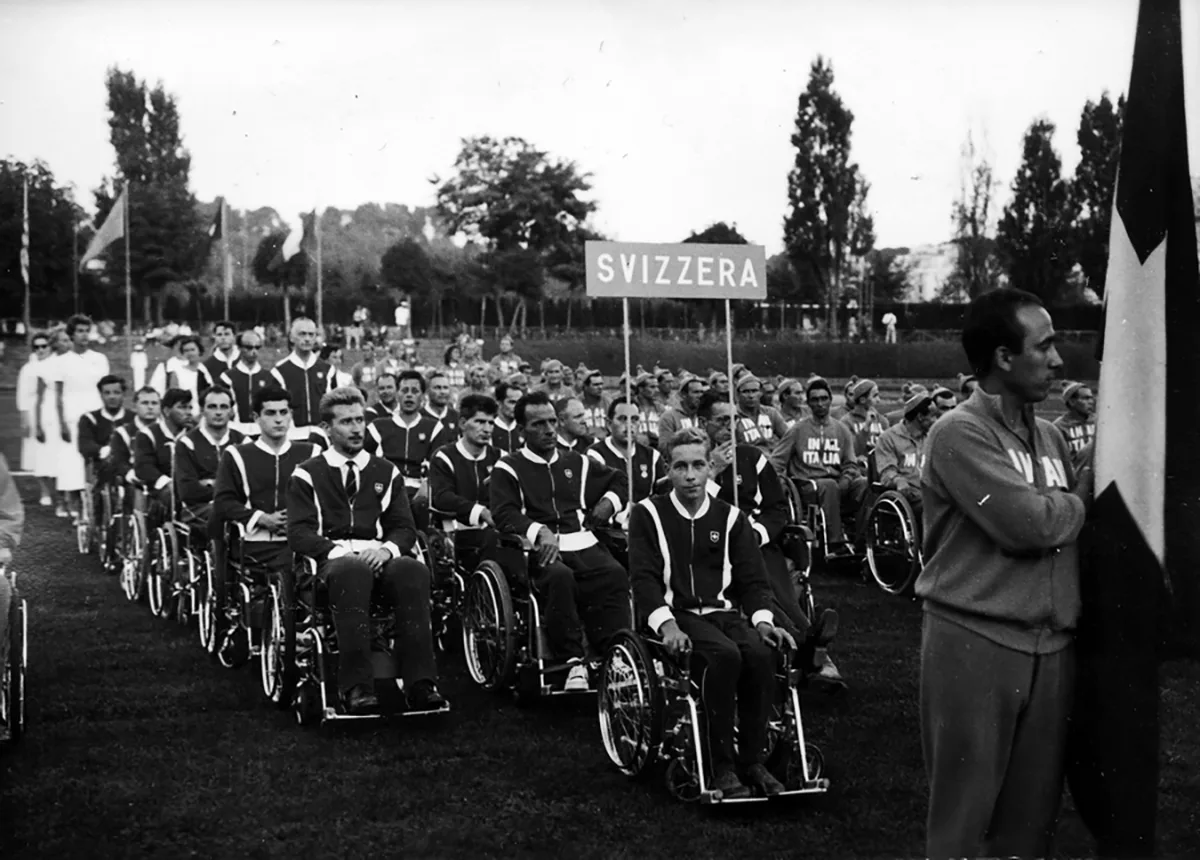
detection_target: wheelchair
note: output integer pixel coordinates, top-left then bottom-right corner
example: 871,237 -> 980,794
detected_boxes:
597,627 -> 829,804
76,462 -> 100,556
145,492 -> 209,629
1,564 -> 28,744
260,535 -> 450,727
459,527 -> 630,706
784,476 -> 865,574
96,477 -> 125,576
119,481 -> 151,604
863,482 -> 922,597
201,522 -> 279,669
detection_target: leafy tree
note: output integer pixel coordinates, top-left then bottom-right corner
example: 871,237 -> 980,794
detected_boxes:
864,248 -> 914,303
943,131 -> 1004,301
92,67 -> 206,324
0,159 -> 90,321
381,237 -> 436,324
1072,92 -> 1125,299
432,135 -> 597,332
997,119 -> 1077,305
783,56 -> 873,336
684,222 -> 748,245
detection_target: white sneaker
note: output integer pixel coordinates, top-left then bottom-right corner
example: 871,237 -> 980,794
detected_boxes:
564,661 -> 590,692
39,495 -> 52,507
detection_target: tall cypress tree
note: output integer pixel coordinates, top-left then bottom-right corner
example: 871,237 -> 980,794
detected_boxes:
1072,93 -> 1125,299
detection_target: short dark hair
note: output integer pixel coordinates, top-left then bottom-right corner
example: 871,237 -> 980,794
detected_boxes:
213,320 -> 236,334
515,389 -> 553,427
607,396 -> 630,421
162,387 -> 193,411
252,385 -> 291,415
494,381 -> 519,403
696,390 -> 733,421
176,334 -> 204,355
664,427 -> 710,460
377,371 -> 399,387
199,384 -> 234,408
555,397 -> 580,417
134,386 -> 159,403
318,344 -> 341,362
66,314 -> 92,334
397,369 -> 426,392
97,374 -> 126,391
459,393 -> 498,422
962,288 -> 1044,378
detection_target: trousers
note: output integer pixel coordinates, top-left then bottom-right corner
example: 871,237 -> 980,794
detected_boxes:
802,475 -> 867,544
920,612 -> 1075,860
761,543 -> 810,641
318,555 -> 437,693
532,544 -> 629,661
674,610 -> 775,774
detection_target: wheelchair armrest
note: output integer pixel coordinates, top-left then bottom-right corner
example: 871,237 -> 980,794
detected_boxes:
496,533 -> 533,552
781,523 -> 814,544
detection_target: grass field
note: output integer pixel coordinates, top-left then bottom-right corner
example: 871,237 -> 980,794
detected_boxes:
1,483 -> 1199,857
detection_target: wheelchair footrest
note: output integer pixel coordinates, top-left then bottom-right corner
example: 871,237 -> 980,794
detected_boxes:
700,780 -> 830,805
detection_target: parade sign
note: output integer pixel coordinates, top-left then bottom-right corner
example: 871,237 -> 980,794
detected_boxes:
585,241 -> 767,300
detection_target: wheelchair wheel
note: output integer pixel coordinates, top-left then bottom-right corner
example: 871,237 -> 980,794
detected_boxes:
121,513 -> 147,603
260,568 -> 298,708
461,561 -> 517,692
198,551 -> 216,653
147,528 -> 170,618
597,630 -> 661,779
865,492 -> 921,596
1,595 -> 26,743
172,536 -> 194,626
76,489 -> 93,555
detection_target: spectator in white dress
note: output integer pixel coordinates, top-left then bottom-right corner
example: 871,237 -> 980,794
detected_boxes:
166,335 -> 215,402
17,332 -> 55,504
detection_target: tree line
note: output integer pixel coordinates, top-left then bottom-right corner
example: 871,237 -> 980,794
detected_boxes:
0,62 -> 1124,334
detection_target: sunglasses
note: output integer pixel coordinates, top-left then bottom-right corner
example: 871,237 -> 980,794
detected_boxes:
34,343 -> 49,350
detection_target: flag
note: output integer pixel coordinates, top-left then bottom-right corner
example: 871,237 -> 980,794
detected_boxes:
20,178 -> 29,287
208,196 -> 225,243
79,187 -> 127,271
1066,0 -> 1200,855
268,209 -> 315,271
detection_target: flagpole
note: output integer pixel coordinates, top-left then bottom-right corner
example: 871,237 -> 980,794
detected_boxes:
222,198 -> 232,319
72,222 -> 79,314
726,298 -> 738,494
125,181 -> 133,360
315,208 -> 323,337
22,177 -> 30,344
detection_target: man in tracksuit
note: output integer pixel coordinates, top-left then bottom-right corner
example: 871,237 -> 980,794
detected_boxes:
490,381 -> 523,453
873,391 -> 938,511
839,378 -> 891,465
174,385 -> 245,532
429,393 -> 502,573
218,329 -> 270,437
587,398 -> 667,509
917,288 -> 1092,860
490,390 -> 629,693
269,317 -> 335,439
734,373 -> 789,452
1052,380 -> 1096,465
287,386 -> 447,716
135,388 -> 194,510
422,370 -> 460,444
629,426 -> 794,800
365,370 -> 443,531
769,377 -> 867,553
657,374 -> 707,453
78,374 -> 129,482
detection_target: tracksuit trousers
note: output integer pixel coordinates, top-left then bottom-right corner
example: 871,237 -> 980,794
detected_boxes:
804,475 -> 868,545
533,544 -> 630,661
920,612 -> 1075,860
318,556 -> 438,693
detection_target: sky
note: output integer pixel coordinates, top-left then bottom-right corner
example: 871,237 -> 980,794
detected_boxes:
1,0 -> 1197,254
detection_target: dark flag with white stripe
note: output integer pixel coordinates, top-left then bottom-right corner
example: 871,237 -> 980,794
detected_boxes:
1068,0 -> 1200,854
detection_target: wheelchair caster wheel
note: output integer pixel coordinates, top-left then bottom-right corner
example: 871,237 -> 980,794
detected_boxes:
294,684 -> 321,726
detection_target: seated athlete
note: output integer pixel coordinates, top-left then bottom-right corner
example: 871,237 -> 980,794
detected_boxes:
287,387 -> 447,716
491,381 -> 524,453
366,372 -> 399,422
78,374 -> 129,485
134,387 -> 194,510
629,427 -> 796,799
214,386 -> 321,577
365,370 -> 444,525
556,397 -> 595,454
769,377 -> 867,553
587,398 -> 667,512
218,329 -> 270,437
109,386 -> 160,488
873,391 -> 938,512
839,379 -> 891,466
491,390 -> 630,692
429,393 -> 502,571
734,373 -> 789,452
1053,381 -> 1096,461
174,385 -> 244,530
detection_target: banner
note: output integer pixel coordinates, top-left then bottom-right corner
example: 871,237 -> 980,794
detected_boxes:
585,241 -> 767,300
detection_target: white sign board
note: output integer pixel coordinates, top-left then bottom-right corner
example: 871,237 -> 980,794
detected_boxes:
585,241 -> 767,300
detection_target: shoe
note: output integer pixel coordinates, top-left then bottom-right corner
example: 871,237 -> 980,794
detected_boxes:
343,684 -> 379,715
406,680 -> 448,712
810,650 -> 847,694
564,660 -> 590,692
812,608 -> 839,646
38,495 -> 52,507
55,504 -> 69,519
742,762 -> 786,796
711,767 -> 751,800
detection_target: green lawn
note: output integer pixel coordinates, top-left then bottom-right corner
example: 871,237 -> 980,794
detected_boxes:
1,488 -> 1197,858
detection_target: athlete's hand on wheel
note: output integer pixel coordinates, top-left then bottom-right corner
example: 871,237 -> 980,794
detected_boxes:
660,620 -> 692,659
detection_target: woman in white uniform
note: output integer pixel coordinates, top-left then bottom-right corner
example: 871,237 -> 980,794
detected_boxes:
166,335 -> 213,401
35,327 -> 70,516
17,332 -> 54,504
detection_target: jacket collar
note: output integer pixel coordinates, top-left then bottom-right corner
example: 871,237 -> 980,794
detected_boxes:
254,437 -> 293,457
670,489 -> 711,521
197,423 -> 233,449
323,446 -> 370,470
285,351 -> 319,371
213,346 -> 240,366
968,387 -> 1037,435
519,446 -> 560,466
494,416 -> 517,431
236,359 -> 262,374
158,417 -> 186,441
456,439 -> 490,461
102,407 -> 127,423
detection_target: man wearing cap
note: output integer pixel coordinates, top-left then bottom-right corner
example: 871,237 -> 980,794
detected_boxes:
957,373 -> 978,400
655,368 -> 678,408
873,391 -> 938,510
830,375 -> 859,421
657,374 -> 708,451
538,359 -> 571,405
776,379 -> 810,427
489,335 -> 523,380
708,371 -> 730,397
884,382 -> 928,425
578,369 -> 609,439
770,376 -> 867,553
839,379 -> 891,465
1052,381 -> 1095,461
931,387 -> 958,417
631,372 -> 664,451
734,373 -> 790,452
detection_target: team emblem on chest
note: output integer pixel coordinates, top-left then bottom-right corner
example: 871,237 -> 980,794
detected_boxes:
374,482 -> 384,494
564,469 -> 573,478
709,530 -> 720,543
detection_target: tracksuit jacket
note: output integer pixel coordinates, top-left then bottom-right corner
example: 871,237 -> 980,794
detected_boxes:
109,417 -> 152,485
587,438 -> 667,504
429,440 -> 501,529
656,407 -> 700,453
287,447 -> 418,561
365,413 -> 444,489
916,387 -> 1085,654
134,419 -> 187,491
707,443 -> 788,547
491,417 -> 523,454
736,406 -> 790,451
491,446 -> 627,552
1052,412 -> 1095,459
174,425 -> 245,508
269,352 -> 335,428
423,404 -> 460,444
840,408 -> 891,460
629,492 -> 775,634
873,420 -> 928,490
203,349 -> 239,385
769,416 -> 860,482
214,438 -> 323,542
219,362 -> 271,429
77,407 -> 128,461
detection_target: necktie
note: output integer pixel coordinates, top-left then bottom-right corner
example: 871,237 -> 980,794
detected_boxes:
345,463 -> 358,500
